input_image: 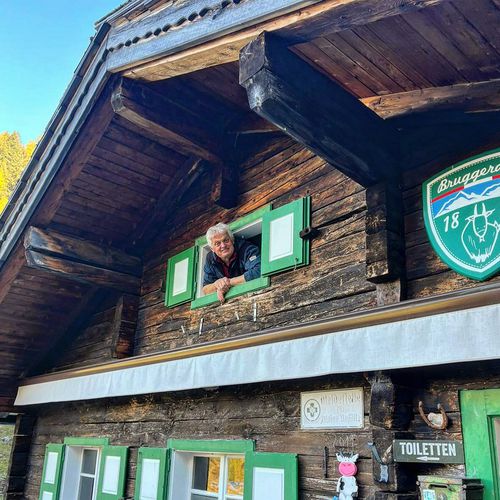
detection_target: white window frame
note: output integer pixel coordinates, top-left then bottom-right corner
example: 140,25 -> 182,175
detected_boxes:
195,218 -> 263,299
60,446 -> 101,500
170,451 -> 245,500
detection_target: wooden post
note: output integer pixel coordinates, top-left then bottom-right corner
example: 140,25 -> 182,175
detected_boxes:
365,180 -> 406,306
367,373 -> 415,497
110,294 -> 139,359
5,414 -> 35,500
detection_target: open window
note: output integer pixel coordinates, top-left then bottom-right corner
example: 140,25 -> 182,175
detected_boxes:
164,197 -> 311,309
164,439 -> 297,500
39,438 -> 128,500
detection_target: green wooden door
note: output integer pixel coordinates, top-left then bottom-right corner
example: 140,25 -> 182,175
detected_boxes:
461,389 -> 500,500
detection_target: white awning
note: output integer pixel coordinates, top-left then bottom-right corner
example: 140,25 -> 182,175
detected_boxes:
15,302 -> 500,406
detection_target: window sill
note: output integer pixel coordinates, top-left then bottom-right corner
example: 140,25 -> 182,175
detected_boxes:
190,276 -> 269,310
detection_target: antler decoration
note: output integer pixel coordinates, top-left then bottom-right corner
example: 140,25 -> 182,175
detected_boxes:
336,452 -> 359,463
418,401 -> 448,430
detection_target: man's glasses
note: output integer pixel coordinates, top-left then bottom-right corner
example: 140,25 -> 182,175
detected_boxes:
212,237 -> 231,248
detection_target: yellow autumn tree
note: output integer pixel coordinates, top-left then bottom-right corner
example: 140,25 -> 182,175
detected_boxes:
0,132 -> 36,212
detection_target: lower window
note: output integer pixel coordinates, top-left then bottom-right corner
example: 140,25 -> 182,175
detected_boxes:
39,439 -> 128,500
171,452 -> 245,500
191,455 -> 244,500
60,447 -> 100,500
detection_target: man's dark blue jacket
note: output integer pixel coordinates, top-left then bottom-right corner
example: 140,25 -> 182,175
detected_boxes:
202,237 -> 261,286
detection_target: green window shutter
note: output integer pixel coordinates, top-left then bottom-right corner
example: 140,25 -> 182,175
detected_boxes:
261,197 -> 311,276
165,246 -> 198,307
134,447 -> 171,500
243,451 -> 298,500
39,443 -> 65,500
96,446 -> 128,500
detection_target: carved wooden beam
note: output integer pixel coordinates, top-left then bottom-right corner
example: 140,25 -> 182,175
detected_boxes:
211,163 -> 240,209
110,294 -> 139,359
24,227 -> 141,294
362,79 -> 500,119
227,113 -> 281,135
131,157 -> 207,247
240,32 -> 399,186
111,77 -> 225,165
367,372 -> 412,430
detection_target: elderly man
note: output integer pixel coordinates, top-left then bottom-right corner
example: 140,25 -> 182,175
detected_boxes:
202,223 -> 261,303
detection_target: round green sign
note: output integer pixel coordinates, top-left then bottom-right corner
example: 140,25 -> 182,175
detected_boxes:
422,148 -> 500,281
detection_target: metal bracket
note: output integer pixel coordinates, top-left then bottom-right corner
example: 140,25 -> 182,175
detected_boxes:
367,442 -> 390,483
299,226 -> 319,240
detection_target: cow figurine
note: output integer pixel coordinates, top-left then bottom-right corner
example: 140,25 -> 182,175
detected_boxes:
334,452 -> 359,500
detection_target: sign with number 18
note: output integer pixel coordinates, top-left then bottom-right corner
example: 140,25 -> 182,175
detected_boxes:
423,148 -> 500,280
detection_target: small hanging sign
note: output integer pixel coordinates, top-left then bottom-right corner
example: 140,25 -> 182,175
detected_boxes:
393,439 -> 464,464
300,388 -> 364,429
422,148 -> 500,281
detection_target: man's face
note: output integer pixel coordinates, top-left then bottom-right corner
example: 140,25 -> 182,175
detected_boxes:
211,232 -> 235,261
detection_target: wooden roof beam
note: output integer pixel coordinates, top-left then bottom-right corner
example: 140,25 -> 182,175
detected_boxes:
240,32 -> 399,186
24,227 -> 141,294
362,79 -> 500,119
111,77 -> 225,165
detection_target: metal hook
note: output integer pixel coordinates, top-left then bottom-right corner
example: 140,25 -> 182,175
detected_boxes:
418,401 -> 448,430
367,442 -> 390,483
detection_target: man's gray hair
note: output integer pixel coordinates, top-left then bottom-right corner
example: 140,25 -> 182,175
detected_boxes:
206,223 -> 234,247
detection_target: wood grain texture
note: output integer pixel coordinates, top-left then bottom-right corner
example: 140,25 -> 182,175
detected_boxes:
24,227 -> 142,276
240,32 -> 399,186
25,250 -> 140,294
112,77 -> 224,164
362,79 -> 500,118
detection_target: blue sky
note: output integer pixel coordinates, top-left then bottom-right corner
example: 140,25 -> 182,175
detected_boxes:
0,1 -> 122,144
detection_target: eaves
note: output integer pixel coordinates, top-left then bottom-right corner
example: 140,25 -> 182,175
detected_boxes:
0,0 -> 321,272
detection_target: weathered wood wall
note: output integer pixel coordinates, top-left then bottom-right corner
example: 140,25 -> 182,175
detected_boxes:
22,134 -> 500,499
21,360 -> 500,499
49,134 -> 500,370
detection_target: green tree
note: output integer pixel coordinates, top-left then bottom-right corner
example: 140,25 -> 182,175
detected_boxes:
0,132 -> 36,212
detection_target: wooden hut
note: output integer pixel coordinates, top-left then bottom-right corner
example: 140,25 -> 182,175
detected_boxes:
1,0 -> 499,498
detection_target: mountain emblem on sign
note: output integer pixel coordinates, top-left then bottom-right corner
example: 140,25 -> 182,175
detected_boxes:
423,148 -> 500,281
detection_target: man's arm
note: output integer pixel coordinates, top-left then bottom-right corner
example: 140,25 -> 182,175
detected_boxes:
242,241 -> 261,281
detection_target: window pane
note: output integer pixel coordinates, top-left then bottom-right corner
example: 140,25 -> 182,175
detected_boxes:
192,457 -> 220,493
81,449 -> 98,475
226,458 -> 245,496
78,476 -> 95,500
192,495 -> 217,500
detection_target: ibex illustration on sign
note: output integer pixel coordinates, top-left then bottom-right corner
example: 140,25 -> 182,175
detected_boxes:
461,203 -> 500,264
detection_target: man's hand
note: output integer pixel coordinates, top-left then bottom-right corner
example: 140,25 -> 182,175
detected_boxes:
214,277 -> 231,302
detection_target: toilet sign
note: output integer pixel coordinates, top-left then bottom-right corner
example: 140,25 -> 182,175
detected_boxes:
423,148 -> 500,281
393,440 -> 464,464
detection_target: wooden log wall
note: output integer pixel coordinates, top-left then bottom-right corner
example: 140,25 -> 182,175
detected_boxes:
47,133 -> 500,375
52,135 -> 376,369
21,360 -> 500,499
25,132 -> 500,499
136,136 -> 374,355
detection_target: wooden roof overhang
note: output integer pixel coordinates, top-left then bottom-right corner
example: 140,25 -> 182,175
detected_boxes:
0,0 -> 499,411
